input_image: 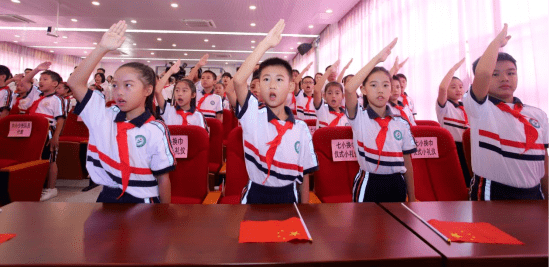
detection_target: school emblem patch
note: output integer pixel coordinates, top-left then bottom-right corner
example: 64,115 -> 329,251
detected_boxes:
294,141 -> 300,153
210,100 -> 215,105
393,130 -> 403,140
529,118 -> 540,128
135,135 -> 146,147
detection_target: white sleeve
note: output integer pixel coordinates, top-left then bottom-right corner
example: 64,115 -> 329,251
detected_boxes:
235,91 -> 260,136
147,120 -> 177,175
400,120 -> 417,154
462,87 -> 489,119
346,103 -> 364,131
298,122 -> 319,178
73,89 -> 109,131
215,95 -> 223,114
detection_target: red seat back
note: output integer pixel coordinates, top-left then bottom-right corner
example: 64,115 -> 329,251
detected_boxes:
410,126 -> 468,201
221,127 -> 249,204
61,112 -> 89,138
222,109 -> 238,144
415,120 -> 441,127
167,125 -> 209,204
0,115 -> 49,163
205,118 -> 223,173
462,128 -> 473,178
312,127 -> 359,203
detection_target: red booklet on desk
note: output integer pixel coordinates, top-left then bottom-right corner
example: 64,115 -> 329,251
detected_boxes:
428,220 -> 524,245
239,217 -> 310,243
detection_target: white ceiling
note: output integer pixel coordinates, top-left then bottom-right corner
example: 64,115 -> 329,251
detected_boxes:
0,0 -> 361,69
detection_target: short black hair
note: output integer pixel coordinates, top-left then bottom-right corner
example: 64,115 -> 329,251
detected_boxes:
325,65 -> 332,71
258,57 -> 293,80
392,75 -> 400,81
292,69 -> 299,74
342,74 -> 354,84
221,72 -> 232,79
302,75 -> 315,85
0,65 -> 12,82
395,73 -> 407,81
95,72 -> 106,83
252,69 -> 261,81
202,70 -> 217,80
41,70 -> 62,85
472,52 -> 517,74
97,67 -> 106,73
315,72 -> 323,76
24,68 -> 33,72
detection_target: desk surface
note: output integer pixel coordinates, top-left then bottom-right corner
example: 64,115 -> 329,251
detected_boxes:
0,202 -> 441,266
379,201 -> 549,267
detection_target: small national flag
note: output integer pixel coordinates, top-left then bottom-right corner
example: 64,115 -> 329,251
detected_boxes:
239,217 -> 310,243
428,220 -> 523,245
0,234 -> 16,245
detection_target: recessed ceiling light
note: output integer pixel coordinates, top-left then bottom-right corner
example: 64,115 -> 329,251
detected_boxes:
50,50 -> 54,53
225,62 -> 228,64
297,42 -> 301,44
71,18 -> 78,22
251,46 -> 255,49
151,52 -> 155,55
121,60 -> 124,62
11,0 -> 21,3
92,1 -> 100,6
184,53 -> 188,56
54,41 -> 58,44
62,36 -> 68,39
326,9 -> 333,13
172,44 -> 176,47
13,41 -> 18,43
250,23 -> 256,27
93,42 -> 97,45
157,37 -> 162,41
147,60 -> 151,63
170,3 -> 178,8
290,47 -> 294,49
204,39 -> 208,42
130,20 -> 137,24
249,5 -> 256,10
308,25 -> 314,29
251,40 -> 255,43
14,35 -> 20,37
212,45 -> 216,48
284,56 -> 288,58
133,43 -> 136,46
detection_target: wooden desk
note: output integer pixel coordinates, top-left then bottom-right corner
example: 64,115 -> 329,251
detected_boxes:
0,202 -> 441,266
379,201 -> 549,266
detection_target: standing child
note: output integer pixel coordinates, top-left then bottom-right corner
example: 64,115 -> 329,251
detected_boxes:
436,58 -> 470,186
56,82 -> 77,114
232,20 -> 318,204
196,69 -> 223,122
345,38 -> 417,203
396,73 -> 416,116
0,65 -> 13,119
313,60 -> 348,128
214,82 -> 231,110
67,21 -> 175,203
465,24 -> 548,200
295,75 -> 317,120
389,75 -> 416,126
9,62 -> 49,115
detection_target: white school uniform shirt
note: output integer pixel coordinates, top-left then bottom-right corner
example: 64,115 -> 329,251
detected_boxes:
398,93 -> 416,115
389,101 -> 416,126
64,96 -> 77,114
436,99 -> 468,142
285,92 -> 296,112
315,99 -> 349,128
347,104 -> 417,174
159,101 -> 207,129
8,82 -> 16,93
30,92 -> 66,128
0,86 -> 12,112
12,85 -> 42,114
463,90 -> 549,188
222,98 -> 231,110
195,89 -> 223,119
295,90 -> 317,120
74,89 -> 176,198
236,91 -> 319,187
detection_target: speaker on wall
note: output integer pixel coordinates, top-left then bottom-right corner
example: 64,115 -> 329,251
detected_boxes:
297,43 -> 312,55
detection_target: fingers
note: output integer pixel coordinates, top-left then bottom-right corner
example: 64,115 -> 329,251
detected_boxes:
387,37 -> 398,50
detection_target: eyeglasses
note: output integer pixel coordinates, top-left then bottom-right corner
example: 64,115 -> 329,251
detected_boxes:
302,81 -> 314,85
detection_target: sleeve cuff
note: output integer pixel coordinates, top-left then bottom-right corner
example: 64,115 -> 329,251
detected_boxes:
403,148 -> 417,155
545,144 -> 549,149
303,166 -> 319,175
73,89 -> 94,115
158,101 -> 168,115
469,86 -> 487,105
54,115 -> 66,120
236,91 -> 253,120
216,110 -> 223,114
346,104 -> 359,120
151,165 -> 176,176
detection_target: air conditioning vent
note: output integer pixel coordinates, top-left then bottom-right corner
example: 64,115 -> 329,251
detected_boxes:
213,54 -> 231,58
0,14 -> 35,23
180,19 -> 216,28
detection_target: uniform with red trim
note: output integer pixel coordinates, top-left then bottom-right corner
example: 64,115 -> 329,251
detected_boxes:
347,104 -> 417,202
398,93 -> 416,115
285,91 -> 297,114
236,92 -> 319,204
10,85 -> 42,114
315,99 -> 348,128
195,89 -> 223,119
390,100 -> 416,126
295,89 -> 317,120
74,89 -> 176,202
0,85 -> 12,113
28,92 -> 66,131
158,101 -> 207,129
64,95 -> 77,114
464,90 -> 548,200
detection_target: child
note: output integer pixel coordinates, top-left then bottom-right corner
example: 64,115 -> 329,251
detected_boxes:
220,72 -> 232,88
196,70 -> 223,122
154,60 -> 207,129
295,76 -> 317,120
249,75 -> 263,104
436,58 -> 470,186
345,38 -> 417,203
232,20 -> 318,204
26,67 -> 67,201
396,73 -> 416,116
56,82 -> 77,114
0,65 -> 13,118
67,20 -> 175,203
286,64 -> 312,115
389,76 -> 416,126
214,82 -> 231,110
314,60 -> 348,128
314,72 -> 323,84
465,24 -> 548,201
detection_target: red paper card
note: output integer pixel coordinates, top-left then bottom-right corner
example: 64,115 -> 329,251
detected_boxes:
428,219 -> 523,245
0,234 -> 16,244
239,217 -> 310,243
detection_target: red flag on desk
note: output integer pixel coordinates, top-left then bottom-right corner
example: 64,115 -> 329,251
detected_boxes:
0,234 -> 16,244
239,217 -> 310,243
428,220 -> 523,245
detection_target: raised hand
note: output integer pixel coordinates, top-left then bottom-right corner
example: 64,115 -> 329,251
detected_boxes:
262,19 -> 285,48
328,59 -> 340,74
495,23 -> 511,48
344,58 -> 353,69
398,57 -> 409,69
98,20 -> 127,51
305,62 -> 313,71
13,73 -> 24,81
452,57 -> 466,70
376,38 -> 398,63
168,59 -> 181,75
198,54 -> 209,67
35,61 -> 52,71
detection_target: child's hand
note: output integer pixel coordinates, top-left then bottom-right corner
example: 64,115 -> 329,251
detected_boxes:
453,57 -> 466,69
48,136 -> 59,153
328,59 -> 340,74
305,62 -> 313,71
98,20 -> 127,51
262,19 -> 285,48
495,23 -> 511,47
344,58 -> 353,69
168,59 -> 181,75
13,73 -> 24,81
35,62 -> 52,71
198,54 -> 209,67
398,57 -> 409,69
376,38 -> 398,63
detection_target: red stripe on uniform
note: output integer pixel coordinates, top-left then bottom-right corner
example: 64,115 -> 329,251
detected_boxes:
479,130 -> 545,150
443,117 -> 467,124
357,141 -> 404,157
319,121 -> 329,126
243,141 -> 304,172
88,145 -> 152,174
197,109 -> 216,114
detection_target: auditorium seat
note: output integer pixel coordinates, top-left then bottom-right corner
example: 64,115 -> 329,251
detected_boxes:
414,120 -> 441,127
462,128 -> 473,178
205,118 -> 223,190
219,127 -> 248,204
58,112 -> 89,180
0,115 -> 50,205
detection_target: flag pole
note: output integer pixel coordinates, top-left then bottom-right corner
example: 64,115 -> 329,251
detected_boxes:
293,202 -> 312,241
401,203 -> 451,244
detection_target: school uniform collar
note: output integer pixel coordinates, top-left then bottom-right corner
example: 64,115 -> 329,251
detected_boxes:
488,95 -> 523,106
366,104 -> 394,119
267,105 -> 295,124
39,92 -> 56,98
114,109 -> 153,127
175,104 -> 196,113
328,104 -> 345,114
447,99 -> 464,108
389,101 -> 405,108
201,88 -> 214,95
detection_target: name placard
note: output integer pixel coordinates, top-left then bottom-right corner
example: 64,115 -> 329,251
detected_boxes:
8,121 -> 32,137
411,137 -> 439,159
331,139 -> 357,162
170,135 -> 188,158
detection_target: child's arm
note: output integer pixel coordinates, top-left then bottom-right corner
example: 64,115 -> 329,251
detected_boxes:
21,62 -> 51,91
155,60 -> 181,110
403,154 -> 416,201
313,60 -> 339,108
301,174 -> 310,204
389,56 -> 408,77
294,62 -> 313,94
225,80 -> 237,108
49,117 -> 65,153
233,19 -> 285,107
0,109 -> 8,118
345,38 -> 397,117
337,58 -> 353,84
437,58 -> 465,106
68,21 -> 127,102
156,173 -> 171,203
471,24 -> 511,102
185,54 -> 209,81
216,113 -> 223,122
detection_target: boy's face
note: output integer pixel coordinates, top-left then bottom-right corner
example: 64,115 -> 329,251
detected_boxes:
221,76 -> 231,86
488,60 -> 517,101
315,73 -> 322,83
39,74 -> 58,94
292,71 -> 299,80
302,77 -> 314,96
55,84 -> 69,97
447,78 -> 464,102
250,78 -> 260,98
361,71 -> 391,109
328,70 -> 337,82
214,84 -> 225,97
324,85 -> 343,110
390,79 -> 401,102
200,72 -> 215,91
399,77 -> 407,93
259,65 -> 292,108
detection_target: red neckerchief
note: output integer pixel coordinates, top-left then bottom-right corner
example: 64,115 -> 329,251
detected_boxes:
305,96 -> 313,111
263,119 -> 294,184
395,105 -> 412,126
457,105 -> 469,126
176,110 -> 193,126
373,116 -> 392,171
10,97 -> 22,115
197,93 -> 211,109
328,111 -> 344,127
27,96 -> 46,115
401,94 -> 409,107
496,102 -> 537,153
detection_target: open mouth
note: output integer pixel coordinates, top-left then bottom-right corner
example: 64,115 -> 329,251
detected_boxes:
116,99 -> 126,106
269,92 -> 276,101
